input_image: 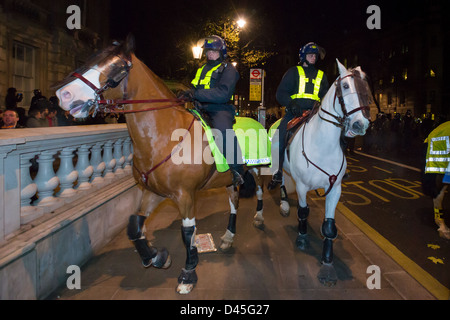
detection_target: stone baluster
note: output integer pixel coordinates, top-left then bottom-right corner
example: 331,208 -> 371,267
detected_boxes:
20,153 -> 38,208
57,147 -> 78,198
113,138 -> 125,176
102,140 -> 116,180
75,144 -> 93,190
90,142 -> 106,185
20,153 -> 44,224
34,151 -> 60,208
123,137 -> 133,174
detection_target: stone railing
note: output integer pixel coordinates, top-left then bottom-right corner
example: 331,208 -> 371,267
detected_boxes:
0,124 -> 133,243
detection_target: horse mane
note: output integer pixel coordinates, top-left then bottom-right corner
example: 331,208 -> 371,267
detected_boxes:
129,53 -> 179,101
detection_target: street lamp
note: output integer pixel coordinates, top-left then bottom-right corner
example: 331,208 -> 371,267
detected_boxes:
192,45 -> 203,60
236,18 -> 246,29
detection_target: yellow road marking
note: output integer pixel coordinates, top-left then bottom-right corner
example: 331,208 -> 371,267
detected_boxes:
372,166 -> 392,174
337,202 -> 450,300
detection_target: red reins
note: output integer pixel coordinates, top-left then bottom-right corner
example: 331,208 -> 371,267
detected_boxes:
70,69 -> 192,183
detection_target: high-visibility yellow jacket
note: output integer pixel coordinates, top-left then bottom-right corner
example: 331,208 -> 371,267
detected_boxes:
425,121 -> 450,173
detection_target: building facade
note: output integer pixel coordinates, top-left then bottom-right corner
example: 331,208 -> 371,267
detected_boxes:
0,0 -> 110,110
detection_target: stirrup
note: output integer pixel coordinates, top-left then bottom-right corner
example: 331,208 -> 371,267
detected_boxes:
231,170 -> 244,187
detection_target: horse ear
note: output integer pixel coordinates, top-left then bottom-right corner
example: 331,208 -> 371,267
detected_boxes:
124,33 -> 136,57
336,59 -> 347,76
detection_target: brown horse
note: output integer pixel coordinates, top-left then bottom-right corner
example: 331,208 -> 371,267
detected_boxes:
53,36 -> 265,294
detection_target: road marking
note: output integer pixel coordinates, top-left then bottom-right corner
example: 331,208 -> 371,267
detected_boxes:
372,166 -> 392,174
355,151 -> 421,172
337,202 -> 450,300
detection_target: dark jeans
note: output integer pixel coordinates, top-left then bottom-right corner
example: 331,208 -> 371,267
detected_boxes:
208,108 -> 243,173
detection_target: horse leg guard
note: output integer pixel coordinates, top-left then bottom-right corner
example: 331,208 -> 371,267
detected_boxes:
320,218 -> 338,264
181,226 -> 199,271
317,218 -> 338,286
127,215 -> 171,268
177,226 -> 199,294
296,206 -> 310,250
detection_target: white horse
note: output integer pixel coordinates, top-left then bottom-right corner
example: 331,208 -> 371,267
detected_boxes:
267,60 -> 371,286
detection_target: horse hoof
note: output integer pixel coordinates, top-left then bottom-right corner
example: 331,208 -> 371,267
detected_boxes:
438,228 -> 450,240
296,234 -> 310,251
253,220 -> 265,230
177,268 -> 197,294
152,248 -> 172,269
317,262 -> 337,287
436,220 -> 450,239
253,213 -> 265,230
280,200 -> 290,217
220,229 -> 235,252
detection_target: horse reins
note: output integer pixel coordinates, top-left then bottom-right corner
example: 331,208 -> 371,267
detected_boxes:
70,57 -> 193,184
300,72 -> 369,197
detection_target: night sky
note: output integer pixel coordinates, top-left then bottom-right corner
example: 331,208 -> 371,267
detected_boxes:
109,0 -> 439,79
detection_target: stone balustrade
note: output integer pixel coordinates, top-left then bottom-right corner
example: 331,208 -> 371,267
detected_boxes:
0,124 -> 133,243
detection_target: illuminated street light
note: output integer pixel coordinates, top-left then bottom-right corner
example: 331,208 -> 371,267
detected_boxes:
192,45 -> 203,59
236,18 -> 246,29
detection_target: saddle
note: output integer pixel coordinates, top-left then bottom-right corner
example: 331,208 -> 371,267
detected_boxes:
285,107 -> 319,161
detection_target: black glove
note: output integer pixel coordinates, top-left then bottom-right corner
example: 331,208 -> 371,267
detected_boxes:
287,99 -> 303,117
177,88 -> 196,101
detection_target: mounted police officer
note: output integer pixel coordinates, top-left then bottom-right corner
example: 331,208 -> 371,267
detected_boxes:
268,42 -> 329,190
181,35 -> 244,187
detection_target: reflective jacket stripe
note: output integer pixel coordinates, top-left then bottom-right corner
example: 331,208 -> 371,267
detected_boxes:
290,66 -> 324,101
191,64 -> 222,89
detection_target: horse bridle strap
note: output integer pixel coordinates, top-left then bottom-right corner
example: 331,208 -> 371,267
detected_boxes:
301,122 -> 345,197
318,73 -> 370,128
136,116 -> 196,184
71,70 -> 185,115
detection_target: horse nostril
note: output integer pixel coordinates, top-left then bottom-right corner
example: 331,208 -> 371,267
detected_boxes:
61,90 -> 72,102
352,120 -> 362,132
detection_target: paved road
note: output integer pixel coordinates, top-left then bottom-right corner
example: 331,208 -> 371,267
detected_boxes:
48,171 -> 441,301
339,151 -> 449,292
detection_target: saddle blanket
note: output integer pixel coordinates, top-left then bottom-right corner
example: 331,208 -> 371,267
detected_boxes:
191,110 -> 271,172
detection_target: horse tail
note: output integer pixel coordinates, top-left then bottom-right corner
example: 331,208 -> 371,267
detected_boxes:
239,169 -> 256,198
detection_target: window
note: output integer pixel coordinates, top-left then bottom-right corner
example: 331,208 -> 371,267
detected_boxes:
12,42 -> 36,106
429,69 -> 436,78
402,68 -> 408,80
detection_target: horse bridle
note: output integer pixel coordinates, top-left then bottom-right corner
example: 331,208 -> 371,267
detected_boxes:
69,53 -> 185,117
301,70 -> 371,197
67,51 -> 193,183
319,71 -> 371,129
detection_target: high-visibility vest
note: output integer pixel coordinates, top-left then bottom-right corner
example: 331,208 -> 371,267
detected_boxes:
290,66 -> 324,101
191,63 -> 223,89
425,121 -> 450,174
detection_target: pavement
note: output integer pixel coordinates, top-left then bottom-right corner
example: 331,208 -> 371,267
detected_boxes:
47,174 -> 441,301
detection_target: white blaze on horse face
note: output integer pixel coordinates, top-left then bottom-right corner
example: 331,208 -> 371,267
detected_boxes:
55,68 -> 102,117
336,60 -> 370,137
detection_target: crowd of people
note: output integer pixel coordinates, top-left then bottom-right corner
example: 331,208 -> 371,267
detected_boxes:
359,110 -> 445,157
0,87 -> 125,129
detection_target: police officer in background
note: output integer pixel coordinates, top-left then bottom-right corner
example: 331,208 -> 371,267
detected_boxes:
268,42 -> 329,190
180,35 -> 244,187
